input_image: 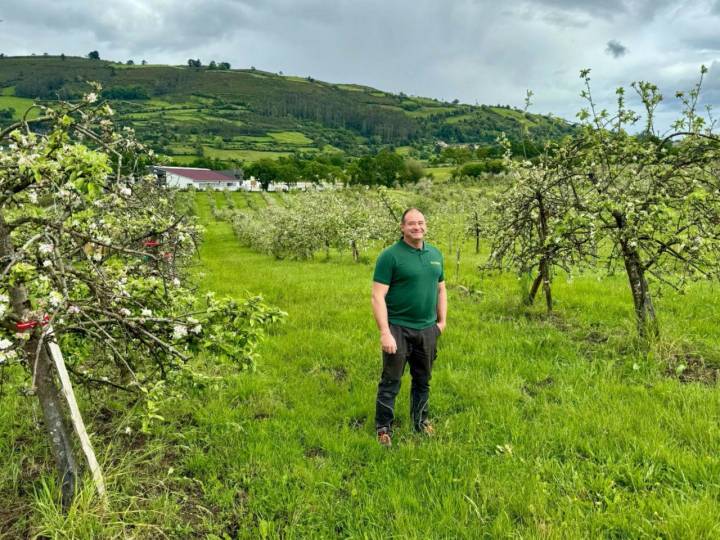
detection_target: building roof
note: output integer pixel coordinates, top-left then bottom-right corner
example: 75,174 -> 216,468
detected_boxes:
155,166 -> 237,182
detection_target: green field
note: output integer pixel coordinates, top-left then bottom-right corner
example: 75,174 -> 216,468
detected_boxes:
202,147 -> 293,161
268,131 -> 313,145
0,57 -> 575,159
0,94 -> 40,120
3,191 -> 719,537
425,165 -> 457,182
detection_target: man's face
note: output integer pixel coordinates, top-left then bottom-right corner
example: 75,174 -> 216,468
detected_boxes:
401,210 -> 427,243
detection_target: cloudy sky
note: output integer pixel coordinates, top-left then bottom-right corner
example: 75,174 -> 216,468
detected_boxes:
2,0 -> 720,131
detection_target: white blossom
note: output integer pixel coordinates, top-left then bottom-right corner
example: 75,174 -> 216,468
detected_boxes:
191,324 -> 202,335
38,243 -> 54,255
119,308 -> 131,317
120,186 -> 132,197
68,305 -> 81,314
141,308 -> 152,317
84,92 -> 98,104
0,338 -> 12,350
43,260 -> 52,268
49,291 -> 64,308
172,325 -> 188,340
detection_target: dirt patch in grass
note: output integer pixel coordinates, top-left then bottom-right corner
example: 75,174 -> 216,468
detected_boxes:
666,351 -> 720,385
304,446 -> 328,459
0,498 -> 32,538
328,366 -> 347,382
522,376 -> 554,398
584,329 -> 609,344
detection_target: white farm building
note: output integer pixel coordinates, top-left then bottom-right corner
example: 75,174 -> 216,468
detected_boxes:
154,166 -> 241,190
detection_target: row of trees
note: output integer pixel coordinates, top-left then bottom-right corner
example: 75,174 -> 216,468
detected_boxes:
187,59 -> 231,70
347,150 -> 424,186
215,188 -> 403,261
485,68 -> 720,337
214,150 -> 425,189
215,67 -> 720,340
244,154 -> 346,188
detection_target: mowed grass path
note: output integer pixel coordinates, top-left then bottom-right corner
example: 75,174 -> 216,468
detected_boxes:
184,193 -> 720,538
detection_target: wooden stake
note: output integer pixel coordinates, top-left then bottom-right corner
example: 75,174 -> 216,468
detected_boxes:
46,327 -> 107,501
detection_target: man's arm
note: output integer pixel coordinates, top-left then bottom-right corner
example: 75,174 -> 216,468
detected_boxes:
372,281 -> 397,354
436,281 -> 447,333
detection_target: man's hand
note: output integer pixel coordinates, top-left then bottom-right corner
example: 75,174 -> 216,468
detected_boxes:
381,330 -> 397,354
436,321 -> 446,334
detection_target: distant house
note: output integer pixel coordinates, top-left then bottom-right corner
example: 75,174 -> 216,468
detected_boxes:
153,166 -> 241,190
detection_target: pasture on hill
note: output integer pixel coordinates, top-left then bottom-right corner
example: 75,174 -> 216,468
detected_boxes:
3,190 -> 719,538
0,56 -> 573,163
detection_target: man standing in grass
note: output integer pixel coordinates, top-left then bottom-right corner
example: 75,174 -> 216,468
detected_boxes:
371,208 -> 447,447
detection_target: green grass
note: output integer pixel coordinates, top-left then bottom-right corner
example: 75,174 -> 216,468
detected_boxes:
202,147 -> 292,161
407,106 -> 456,118
0,95 -> 41,120
445,113 -> 476,124
180,194 -> 720,537
268,131 -> 313,145
164,154 -> 198,164
166,144 -> 196,154
425,166 -> 457,182
232,135 -> 274,143
4,191 -> 720,537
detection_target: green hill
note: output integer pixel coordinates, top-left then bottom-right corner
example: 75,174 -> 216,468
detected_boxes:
0,55 -> 574,162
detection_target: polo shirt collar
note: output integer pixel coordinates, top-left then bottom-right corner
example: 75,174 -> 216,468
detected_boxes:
398,237 -> 428,252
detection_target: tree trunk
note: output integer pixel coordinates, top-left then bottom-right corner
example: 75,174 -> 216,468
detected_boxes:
475,223 -> 480,255
535,193 -> 553,312
527,271 -> 543,305
455,247 -> 461,282
32,340 -> 80,509
539,256 -> 553,312
1,211 -> 79,509
614,211 -> 658,338
621,244 -> 658,338
351,240 -> 359,263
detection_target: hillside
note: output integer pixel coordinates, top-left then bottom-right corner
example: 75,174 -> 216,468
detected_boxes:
0,55 -> 574,163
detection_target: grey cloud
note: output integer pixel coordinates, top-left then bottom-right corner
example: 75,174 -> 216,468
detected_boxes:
528,0 -> 679,21
530,0 -> 626,19
1,0 -> 718,133
1,1 -> 257,55
605,40 -> 628,58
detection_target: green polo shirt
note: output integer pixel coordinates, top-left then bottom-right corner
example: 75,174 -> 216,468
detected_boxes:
373,239 -> 444,330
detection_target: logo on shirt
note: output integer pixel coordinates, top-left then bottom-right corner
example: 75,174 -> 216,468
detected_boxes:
430,261 -> 441,266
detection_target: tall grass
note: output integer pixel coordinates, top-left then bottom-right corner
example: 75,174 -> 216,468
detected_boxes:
1,191 -> 718,538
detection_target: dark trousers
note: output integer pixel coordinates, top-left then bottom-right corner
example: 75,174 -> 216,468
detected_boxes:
375,323 -> 440,432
